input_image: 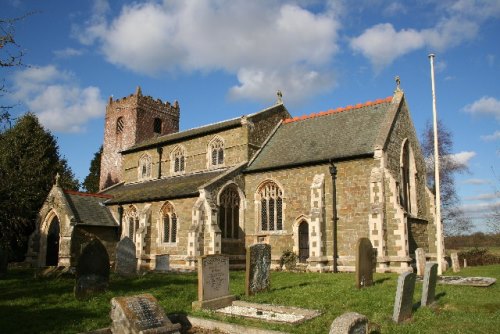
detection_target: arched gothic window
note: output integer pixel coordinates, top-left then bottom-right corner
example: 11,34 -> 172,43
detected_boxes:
218,185 -> 240,239
171,146 -> 186,174
258,181 -> 283,231
160,202 -> 177,243
138,153 -> 152,180
209,137 -> 224,168
116,117 -> 124,134
124,206 -> 139,242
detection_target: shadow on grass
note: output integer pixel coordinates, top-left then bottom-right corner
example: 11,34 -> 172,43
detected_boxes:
271,281 -> 312,292
374,277 -> 391,285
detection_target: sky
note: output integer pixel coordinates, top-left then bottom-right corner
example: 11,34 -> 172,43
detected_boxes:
2,0 -> 499,232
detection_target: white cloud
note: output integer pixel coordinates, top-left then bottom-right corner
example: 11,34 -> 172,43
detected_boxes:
459,201 -> 500,218
75,0 -> 341,102
464,192 -> 500,201
463,96 -> 500,121
383,2 -> 407,16
11,65 -> 105,133
462,178 -> 492,185
481,130 -> 500,142
448,151 -> 476,167
53,48 -> 84,58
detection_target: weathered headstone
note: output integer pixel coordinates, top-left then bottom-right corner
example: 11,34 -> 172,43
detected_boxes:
463,258 -> 467,268
451,252 -> 460,273
192,254 -> 236,310
415,248 -> 426,276
356,238 -> 374,289
74,238 -> 110,300
421,262 -> 438,306
245,243 -> 271,296
0,246 -> 7,277
329,312 -> 368,334
155,254 -> 170,272
110,294 -> 181,334
392,272 -> 416,323
115,237 -> 137,276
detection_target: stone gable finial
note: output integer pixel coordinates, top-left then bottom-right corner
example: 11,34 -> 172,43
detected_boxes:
276,90 -> 283,104
135,86 -> 142,96
395,76 -> 402,92
55,173 -> 60,187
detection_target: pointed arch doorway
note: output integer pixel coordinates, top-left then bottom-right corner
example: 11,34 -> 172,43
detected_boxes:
46,216 -> 60,266
298,220 -> 309,263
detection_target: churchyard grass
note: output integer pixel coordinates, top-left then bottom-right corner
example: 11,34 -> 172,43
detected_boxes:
0,265 -> 499,334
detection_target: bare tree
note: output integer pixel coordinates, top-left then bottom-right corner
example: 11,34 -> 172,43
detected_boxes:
422,120 -> 473,235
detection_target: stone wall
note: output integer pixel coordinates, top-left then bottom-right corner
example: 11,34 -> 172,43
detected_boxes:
71,226 -> 118,267
408,217 -> 429,254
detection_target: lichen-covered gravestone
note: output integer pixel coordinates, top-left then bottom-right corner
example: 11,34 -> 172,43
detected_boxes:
415,248 -> 426,276
392,272 -> 416,323
74,238 -> 110,300
421,262 -> 438,306
110,294 -> 181,334
155,254 -> 170,272
329,312 -> 368,334
245,243 -> 271,296
115,237 -> 137,276
192,254 -> 236,310
451,252 -> 460,273
356,238 -> 374,289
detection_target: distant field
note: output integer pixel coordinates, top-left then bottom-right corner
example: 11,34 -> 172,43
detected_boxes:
0,265 -> 499,334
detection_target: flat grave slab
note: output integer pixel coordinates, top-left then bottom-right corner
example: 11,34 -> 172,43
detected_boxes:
437,276 -> 496,287
216,300 -> 321,324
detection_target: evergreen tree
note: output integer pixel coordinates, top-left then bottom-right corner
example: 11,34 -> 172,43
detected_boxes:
0,113 -> 79,260
82,145 -> 102,193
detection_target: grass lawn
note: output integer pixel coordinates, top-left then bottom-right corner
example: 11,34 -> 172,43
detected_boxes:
0,265 -> 499,334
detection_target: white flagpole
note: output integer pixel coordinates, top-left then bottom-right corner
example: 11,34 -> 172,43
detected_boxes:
429,53 -> 444,275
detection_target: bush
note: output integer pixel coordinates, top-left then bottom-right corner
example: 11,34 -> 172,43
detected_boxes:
458,247 -> 500,266
279,249 -> 297,271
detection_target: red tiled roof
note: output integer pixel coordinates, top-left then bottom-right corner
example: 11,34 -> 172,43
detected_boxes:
64,190 -> 113,199
283,96 -> 393,124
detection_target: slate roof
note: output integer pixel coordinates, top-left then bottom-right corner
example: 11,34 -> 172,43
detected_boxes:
63,191 -> 117,227
245,97 -> 394,172
103,170 -> 225,205
123,103 -> 288,153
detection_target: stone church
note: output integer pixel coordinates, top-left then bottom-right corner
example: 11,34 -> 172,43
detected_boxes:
26,83 -> 440,273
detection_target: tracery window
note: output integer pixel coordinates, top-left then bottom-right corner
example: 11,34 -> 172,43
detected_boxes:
124,206 -> 139,242
209,137 -> 224,168
116,117 -> 124,134
258,181 -> 283,231
138,153 -> 152,180
171,146 -> 186,174
160,202 -> 177,243
218,185 -> 240,239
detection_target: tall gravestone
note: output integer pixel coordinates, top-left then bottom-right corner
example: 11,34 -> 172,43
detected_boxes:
356,238 -> 374,289
110,294 -> 181,334
392,272 -> 416,323
415,248 -> 426,276
451,253 -> 460,273
421,263 -> 438,306
115,237 -> 137,276
245,243 -> 271,296
192,254 -> 236,310
329,312 -> 368,334
155,254 -> 170,272
75,238 -> 110,300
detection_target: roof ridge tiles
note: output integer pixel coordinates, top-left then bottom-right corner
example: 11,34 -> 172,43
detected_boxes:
283,96 -> 393,124
64,190 -> 113,199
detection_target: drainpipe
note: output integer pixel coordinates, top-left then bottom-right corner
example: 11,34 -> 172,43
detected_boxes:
117,205 -> 123,239
329,161 -> 338,273
157,147 -> 163,179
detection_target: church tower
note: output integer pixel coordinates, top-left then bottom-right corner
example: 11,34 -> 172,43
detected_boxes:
99,86 -> 180,190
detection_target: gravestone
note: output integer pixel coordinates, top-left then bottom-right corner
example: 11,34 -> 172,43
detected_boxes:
415,248 -> 426,276
329,312 -> 368,334
392,272 -> 416,323
115,237 -> 137,276
421,263 -> 438,306
74,238 -> 110,300
0,246 -> 7,277
245,243 -> 271,296
451,252 -> 460,273
192,254 -> 236,310
463,259 -> 467,268
155,254 -> 170,272
355,238 -> 374,289
110,294 -> 181,334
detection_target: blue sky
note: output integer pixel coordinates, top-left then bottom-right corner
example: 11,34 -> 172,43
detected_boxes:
2,0 -> 499,232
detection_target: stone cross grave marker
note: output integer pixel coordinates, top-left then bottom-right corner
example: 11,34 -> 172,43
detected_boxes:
451,252 -> 460,273
329,312 -> 368,334
415,248 -> 426,276
356,238 -> 374,289
392,272 -> 416,323
192,254 -> 236,310
110,293 -> 181,334
115,237 -> 137,276
155,254 -> 170,272
74,238 -> 110,300
245,243 -> 271,296
421,262 -> 438,306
